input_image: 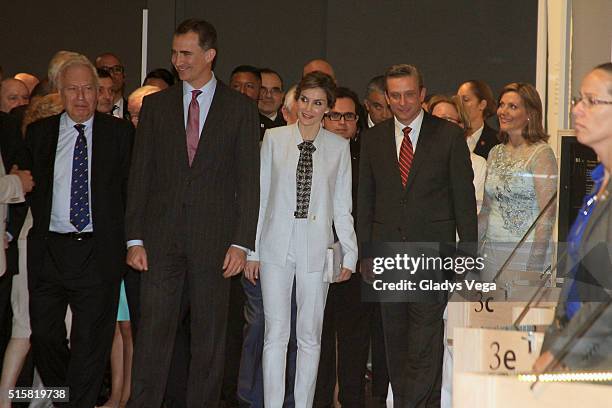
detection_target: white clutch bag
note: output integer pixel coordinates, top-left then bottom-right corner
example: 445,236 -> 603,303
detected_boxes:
323,241 -> 343,283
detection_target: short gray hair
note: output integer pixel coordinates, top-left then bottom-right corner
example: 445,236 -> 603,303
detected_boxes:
365,75 -> 386,99
283,85 -> 297,112
56,54 -> 99,91
48,50 -> 81,90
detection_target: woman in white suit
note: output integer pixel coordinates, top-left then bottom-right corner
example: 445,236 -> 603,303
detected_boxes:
245,72 -> 358,407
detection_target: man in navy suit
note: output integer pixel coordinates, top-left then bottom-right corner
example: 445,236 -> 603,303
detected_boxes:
24,55 -> 133,407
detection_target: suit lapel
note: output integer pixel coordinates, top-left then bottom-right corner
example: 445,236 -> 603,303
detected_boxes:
403,113 -> 434,194
91,113 -> 106,220
287,124 -> 301,195
44,115 -> 61,211
171,84 -> 190,169
192,82 -> 226,169
380,120 -> 404,192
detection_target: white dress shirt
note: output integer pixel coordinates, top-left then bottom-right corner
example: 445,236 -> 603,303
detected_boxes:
49,113 -> 94,233
112,97 -> 124,118
264,111 -> 278,121
466,125 -> 484,153
393,109 -> 424,159
367,115 -> 375,128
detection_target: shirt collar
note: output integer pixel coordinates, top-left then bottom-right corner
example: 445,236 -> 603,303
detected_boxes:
367,115 -> 375,128
62,111 -> 94,130
183,72 -> 217,97
264,111 -> 278,121
591,163 -> 606,191
394,108 -> 424,133
292,122 -> 324,150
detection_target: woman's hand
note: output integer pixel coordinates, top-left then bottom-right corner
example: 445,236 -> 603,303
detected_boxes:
336,267 -> 352,282
244,261 -> 260,285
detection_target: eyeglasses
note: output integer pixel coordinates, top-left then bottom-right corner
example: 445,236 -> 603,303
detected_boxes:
571,95 -> 612,109
325,112 -> 358,121
101,65 -> 125,74
261,87 -> 283,96
439,115 -> 460,124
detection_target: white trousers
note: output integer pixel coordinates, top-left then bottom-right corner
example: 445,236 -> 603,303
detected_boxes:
260,220 -> 329,408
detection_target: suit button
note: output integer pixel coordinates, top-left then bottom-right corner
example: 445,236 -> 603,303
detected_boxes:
400,199 -> 406,205
402,237 -> 407,241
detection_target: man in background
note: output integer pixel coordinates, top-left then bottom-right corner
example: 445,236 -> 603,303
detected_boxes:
258,68 -> 286,128
96,69 -> 115,115
364,75 -> 392,127
0,79 -> 29,113
95,52 -> 129,120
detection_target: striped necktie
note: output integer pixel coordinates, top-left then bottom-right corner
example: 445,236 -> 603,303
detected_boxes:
398,126 -> 413,187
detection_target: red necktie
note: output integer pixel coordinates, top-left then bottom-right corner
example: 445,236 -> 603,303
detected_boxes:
186,90 -> 202,166
398,126 -> 413,187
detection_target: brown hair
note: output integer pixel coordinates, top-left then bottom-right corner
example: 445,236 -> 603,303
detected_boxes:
497,82 -> 548,144
428,94 -> 471,137
384,64 -> 424,90
175,19 -> 217,52
22,93 -> 63,135
295,71 -> 336,107
461,80 -> 496,118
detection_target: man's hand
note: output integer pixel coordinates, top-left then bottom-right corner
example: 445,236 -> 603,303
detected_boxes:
11,165 -> 34,193
360,258 -> 374,284
223,246 -> 246,278
127,245 -> 148,271
336,267 -> 352,283
244,261 -> 260,285
532,351 -> 555,373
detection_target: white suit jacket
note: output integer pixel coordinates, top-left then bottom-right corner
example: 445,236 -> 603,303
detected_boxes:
0,153 -> 25,276
248,123 -> 358,272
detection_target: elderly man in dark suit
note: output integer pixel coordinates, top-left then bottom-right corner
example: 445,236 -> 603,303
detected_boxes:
24,54 -> 133,407
358,64 -> 477,407
125,19 -> 260,407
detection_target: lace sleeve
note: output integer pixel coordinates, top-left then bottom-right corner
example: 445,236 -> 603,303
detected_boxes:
527,144 -> 558,271
477,146 -> 499,246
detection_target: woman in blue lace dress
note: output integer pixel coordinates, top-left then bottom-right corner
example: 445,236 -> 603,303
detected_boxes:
479,82 -> 558,282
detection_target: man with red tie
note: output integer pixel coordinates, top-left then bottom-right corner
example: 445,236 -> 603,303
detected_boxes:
357,64 -> 477,407
125,19 -> 260,407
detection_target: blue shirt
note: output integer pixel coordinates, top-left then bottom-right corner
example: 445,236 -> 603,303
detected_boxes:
565,163 -> 606,319
49,113 -> 94,233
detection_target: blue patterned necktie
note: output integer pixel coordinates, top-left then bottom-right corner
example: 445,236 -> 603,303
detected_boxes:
70,124 -> 90,232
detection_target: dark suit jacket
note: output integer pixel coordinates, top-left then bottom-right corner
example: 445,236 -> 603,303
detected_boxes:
357,112 -> 477,247
23,112 -> 134,282
0,112 -> 26,174
125,81 -> 260,269
0,112 -> 28,275
473,122 -> 500,160
259,112 -> 286,140
122,97 -> 131,122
